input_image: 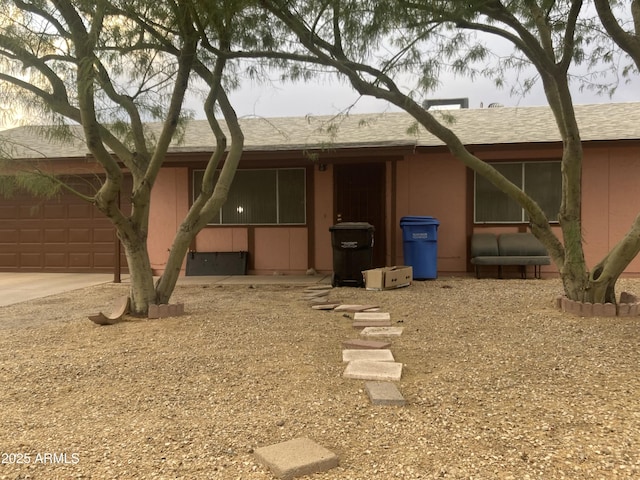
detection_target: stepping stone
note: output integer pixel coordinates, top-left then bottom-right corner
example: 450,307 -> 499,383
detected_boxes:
303,290 -> 330,298
360,327 -> 404,337
342,349 -> 394,362
365,381 -> 406,406
352,318 -> 392,328
254,437 -> 339,480
342,339 -> 392,350
334,304 -> 379,312
353,312 -> 391,321
311,303 -> 341,311
305,285 -> 333,291
343,360 -> 403,381
308,297 -> 335,305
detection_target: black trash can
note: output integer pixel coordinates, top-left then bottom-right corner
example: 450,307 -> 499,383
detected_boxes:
329,222 -> 375,287
400,216 -> 440,279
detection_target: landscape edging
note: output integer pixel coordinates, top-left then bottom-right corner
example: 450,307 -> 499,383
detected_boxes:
556,292 -> 640,317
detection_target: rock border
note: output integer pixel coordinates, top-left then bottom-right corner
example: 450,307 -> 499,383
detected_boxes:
556,292 -> 640,317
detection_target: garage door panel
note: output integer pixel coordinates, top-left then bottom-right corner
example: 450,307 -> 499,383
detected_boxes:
20,253 -> 43,267
44,253 -> 66,267
68,228 -> 91,243
68,204 -> 94,218
44,228 -> 67,243
0,205 -> 18,219
94,253 -> 116,267
69,253 -> 91,267
19,204 -> 41,219
93,228 -> 114,243
0,229 -> 19,243
44,203 -> 66,219
19,229 -> 42,243
0,253 -> 18,267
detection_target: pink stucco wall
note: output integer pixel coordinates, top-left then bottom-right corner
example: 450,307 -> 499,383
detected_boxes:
394,152 -> 468,273
149,167 -> 310,275
583,145 -> 640,273
148,167 -> 189,273
194,228 -> 248,252
146,142 -> 640,277
253,228 -> 308,273
314,164 -> 334,272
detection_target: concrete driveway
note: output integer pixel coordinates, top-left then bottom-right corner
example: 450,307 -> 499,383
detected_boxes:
0,273 -> 116,307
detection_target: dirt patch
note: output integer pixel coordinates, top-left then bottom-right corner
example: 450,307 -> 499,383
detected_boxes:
1,278 -> 639,479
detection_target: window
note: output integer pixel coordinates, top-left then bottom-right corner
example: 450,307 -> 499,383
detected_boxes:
474,161 -> 561,223
192,168 -> 306,225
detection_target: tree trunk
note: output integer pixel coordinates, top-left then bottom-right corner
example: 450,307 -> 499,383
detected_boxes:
558,217 -> 590,302
587,269 -> 618,304
154,86 -> 243,306
154,227 -> 192,305
583,213 -> 640,304
121,237 -> 157,315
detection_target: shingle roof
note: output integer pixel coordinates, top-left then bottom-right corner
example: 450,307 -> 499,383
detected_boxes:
1,102 -> 638,160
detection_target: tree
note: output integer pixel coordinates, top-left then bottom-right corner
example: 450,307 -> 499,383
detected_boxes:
259,0 -> 639,304
594,0 -> 640,68
0,0 -> 246,314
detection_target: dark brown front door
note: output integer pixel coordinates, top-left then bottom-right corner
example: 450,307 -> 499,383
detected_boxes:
334,163 -> 386,267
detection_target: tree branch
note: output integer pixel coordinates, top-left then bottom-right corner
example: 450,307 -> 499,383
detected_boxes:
594,0 -> 640,68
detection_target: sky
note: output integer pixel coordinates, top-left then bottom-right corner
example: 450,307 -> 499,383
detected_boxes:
213,68 -> 639,120
1,57 -> 638,130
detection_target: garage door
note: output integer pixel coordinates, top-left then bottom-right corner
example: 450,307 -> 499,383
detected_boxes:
0,177 -> 124,273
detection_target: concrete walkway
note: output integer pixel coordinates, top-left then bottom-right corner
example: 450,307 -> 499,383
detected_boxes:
0,273 -> 331,307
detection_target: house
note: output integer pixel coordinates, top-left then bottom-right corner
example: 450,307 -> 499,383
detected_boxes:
1,102 -> 639,277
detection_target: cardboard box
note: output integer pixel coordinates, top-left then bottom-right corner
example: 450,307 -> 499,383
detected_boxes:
363,266 -> 413,290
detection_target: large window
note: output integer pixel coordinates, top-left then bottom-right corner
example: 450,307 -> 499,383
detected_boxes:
193,168 -> 306,225
474,161 -> 561,223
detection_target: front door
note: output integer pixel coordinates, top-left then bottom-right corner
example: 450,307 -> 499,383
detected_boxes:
334,163 -> 386,267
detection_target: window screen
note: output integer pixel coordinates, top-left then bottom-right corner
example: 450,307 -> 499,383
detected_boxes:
193,168 -> 306,225
474,161 -> 561,223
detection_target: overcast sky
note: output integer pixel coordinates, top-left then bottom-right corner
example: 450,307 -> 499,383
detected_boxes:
1,60 -> 637,130
208,72 -> 639,120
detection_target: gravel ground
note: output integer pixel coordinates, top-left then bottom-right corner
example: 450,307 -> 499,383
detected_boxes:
0,277 -> 639,479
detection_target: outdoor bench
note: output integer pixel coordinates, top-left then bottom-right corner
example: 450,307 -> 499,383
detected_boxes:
470,232 -> 551,279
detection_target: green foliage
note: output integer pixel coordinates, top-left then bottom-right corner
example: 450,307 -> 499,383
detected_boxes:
263,1 -> 632,103
0,170 -> 61,199
15,171 -> 62,198
0,174 -> 17,198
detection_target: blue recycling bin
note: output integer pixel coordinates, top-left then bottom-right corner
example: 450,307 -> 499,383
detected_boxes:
400,216 -> 440,279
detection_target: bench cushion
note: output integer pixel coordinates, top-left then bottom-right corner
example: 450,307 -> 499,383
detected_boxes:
470,233 -> 499,257
498,233 -> 548,256
471,232 -> 550,266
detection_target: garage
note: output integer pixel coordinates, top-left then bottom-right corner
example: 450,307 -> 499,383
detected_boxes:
0,177 -> 121,273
